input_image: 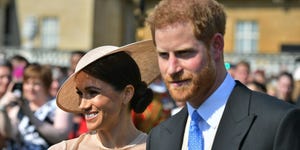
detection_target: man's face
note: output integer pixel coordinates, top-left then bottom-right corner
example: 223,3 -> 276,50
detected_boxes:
154,22 -> 217,107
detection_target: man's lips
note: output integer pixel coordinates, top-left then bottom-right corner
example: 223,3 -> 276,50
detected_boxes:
168,79 -> 190,87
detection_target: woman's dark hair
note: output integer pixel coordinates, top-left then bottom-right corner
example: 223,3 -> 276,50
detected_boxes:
0,59 -> 13,81
82,51 -> 153,113
278,71 -> 294,89
0,59 -> 13,70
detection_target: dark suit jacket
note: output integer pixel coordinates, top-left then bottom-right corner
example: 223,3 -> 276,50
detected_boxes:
147,81 -> 300,150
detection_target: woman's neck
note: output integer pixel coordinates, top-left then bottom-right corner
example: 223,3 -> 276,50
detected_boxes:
96,112 -> 142,148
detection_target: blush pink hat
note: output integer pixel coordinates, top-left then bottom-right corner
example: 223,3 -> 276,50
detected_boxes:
56,40 -> 159,113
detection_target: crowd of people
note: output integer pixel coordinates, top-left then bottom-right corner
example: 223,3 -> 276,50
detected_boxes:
229,60 -> 299,105
0,0 -> 299,149
0,55 -> 73,149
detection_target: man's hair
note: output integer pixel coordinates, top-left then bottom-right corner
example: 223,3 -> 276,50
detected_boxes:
146,0 -> 226,45
236,60 -> 251,73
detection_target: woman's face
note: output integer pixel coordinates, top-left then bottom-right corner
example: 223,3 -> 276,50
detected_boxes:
23,77 -> 48,103
0,66 -> 11,97
75,71 -> 126,131
277,75 -> 293,100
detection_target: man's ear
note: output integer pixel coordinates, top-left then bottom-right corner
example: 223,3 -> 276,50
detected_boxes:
122,85 -> 134,105
211,33 -> 224,61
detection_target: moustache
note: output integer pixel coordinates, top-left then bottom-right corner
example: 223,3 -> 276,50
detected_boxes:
164,72 -> 191,83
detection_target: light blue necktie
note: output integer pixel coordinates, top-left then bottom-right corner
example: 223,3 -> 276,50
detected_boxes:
188,110 -> 204,150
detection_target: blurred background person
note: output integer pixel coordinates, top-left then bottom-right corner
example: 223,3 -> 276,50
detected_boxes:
66,50 -> 88,139
171,101 -> 185,116
132,77 -> 174,133
9,54 -> 29,83
266,76 -> 277,97
246,81 -> 267,93
49,65 -> 68,99
275,71 -> 295,104
68,50 -> 86,76
246,69 -> 267,93
0,110 -> 11,149
234,60 -> 251,84
293,66 -> 300,106
226,63 -> 236,78
0,59 -> 13,149
252,69 -> 267,86
0,63 -> 72,149
0,59 -> 13,100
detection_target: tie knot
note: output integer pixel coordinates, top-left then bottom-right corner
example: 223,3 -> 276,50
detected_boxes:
192,110 -> 201,122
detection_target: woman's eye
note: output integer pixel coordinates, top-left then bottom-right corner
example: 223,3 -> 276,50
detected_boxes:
76,88 -> 100,99
76,90 -> 83,98
88,90 -> 99,97
83,89 -> 101,99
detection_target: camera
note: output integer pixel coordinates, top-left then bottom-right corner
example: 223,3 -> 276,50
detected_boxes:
12,82 -> 23,98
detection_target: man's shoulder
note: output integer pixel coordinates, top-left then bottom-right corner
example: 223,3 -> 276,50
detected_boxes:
251,91 -> 298,112
233,82 -> 297,112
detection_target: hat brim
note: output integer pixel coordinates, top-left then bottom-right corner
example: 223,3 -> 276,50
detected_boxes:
56,40 -> 159,113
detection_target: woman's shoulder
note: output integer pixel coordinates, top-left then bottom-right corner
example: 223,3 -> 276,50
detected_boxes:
48,140 -> 67,150
132,132 -> 148,145
48,133 -> 93,150
124,132 -> 147,150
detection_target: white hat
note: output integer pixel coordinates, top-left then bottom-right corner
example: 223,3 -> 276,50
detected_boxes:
56,40 -> 159,113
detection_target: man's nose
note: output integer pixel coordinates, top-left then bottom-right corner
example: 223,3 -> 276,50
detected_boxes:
167,54 -> 181,75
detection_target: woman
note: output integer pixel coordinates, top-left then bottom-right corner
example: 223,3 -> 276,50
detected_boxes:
0,59 -> 13,149
0,63 -> 73,149
49,40 -> 159,149
0,59 -> 13,99
275,71 -> 295,104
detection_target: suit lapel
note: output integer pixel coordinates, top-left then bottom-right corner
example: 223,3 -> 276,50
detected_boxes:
212,81 -> 257,150
160,107 -> 188,150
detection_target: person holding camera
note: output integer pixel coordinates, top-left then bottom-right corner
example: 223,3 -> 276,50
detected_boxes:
0,63 -> 73,150
0,59 -> 15,149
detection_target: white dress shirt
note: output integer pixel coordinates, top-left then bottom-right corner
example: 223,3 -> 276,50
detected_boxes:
182,73 -> 236,150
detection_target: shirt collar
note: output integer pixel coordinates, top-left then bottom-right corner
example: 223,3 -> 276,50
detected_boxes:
187,73 -> 236,128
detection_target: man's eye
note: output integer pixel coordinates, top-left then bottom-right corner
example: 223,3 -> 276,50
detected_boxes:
175,50 -> 195,59
158,52 -> 169,59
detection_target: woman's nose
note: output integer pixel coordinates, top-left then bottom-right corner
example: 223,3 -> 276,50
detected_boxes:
79,98 -> 91,111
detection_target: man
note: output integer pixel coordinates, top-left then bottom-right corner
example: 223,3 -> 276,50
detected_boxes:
234,60 -> 251,85
146,0 -> 300,149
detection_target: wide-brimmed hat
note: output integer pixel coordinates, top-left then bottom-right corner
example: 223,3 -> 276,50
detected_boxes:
56,40 -> 159,113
